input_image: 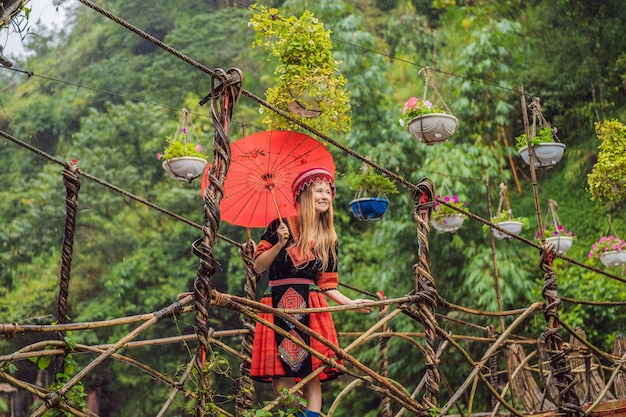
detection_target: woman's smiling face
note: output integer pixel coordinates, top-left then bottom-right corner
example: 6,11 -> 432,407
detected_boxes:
312,180 -> 333,214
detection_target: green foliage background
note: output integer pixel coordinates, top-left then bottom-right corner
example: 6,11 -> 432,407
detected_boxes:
0,0 -> 625,415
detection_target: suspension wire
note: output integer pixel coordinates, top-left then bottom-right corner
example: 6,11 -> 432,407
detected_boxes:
1,66 -> 182,114
0,128 -> 243,249
4,59 -> 619,222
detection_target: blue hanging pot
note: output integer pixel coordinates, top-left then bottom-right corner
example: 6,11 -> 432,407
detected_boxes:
349,197 -> 390,221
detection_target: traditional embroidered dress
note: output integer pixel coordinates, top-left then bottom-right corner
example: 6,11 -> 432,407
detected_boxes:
250,216 -> 343,382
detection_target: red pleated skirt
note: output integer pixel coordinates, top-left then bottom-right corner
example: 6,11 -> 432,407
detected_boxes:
250,287 -> 343,383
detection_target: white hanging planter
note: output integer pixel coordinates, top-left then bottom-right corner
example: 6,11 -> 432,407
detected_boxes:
162,157 -> 208,182
545,236 -> 574,254
408,113 -> 458,145
518,143 -> 566,168
493,221 -> 524,240
431,214 -> 465,233
600,251 -> 626,267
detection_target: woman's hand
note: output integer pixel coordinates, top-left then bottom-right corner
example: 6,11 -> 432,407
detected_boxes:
323,291 -> 373,313
350,298 -> 373,314
276,222 -> 290,247
253,222 -> 290,274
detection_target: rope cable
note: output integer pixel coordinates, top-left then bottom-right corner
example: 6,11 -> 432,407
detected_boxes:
0,128 -> 243,249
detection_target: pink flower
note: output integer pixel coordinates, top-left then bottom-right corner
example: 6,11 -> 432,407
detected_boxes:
195,144 -> 202,152
183,127 -> 188,134
157,153 -> 162,160
403,97 -> 419,113
588,235 -> 626,259
423,100 -> 433,109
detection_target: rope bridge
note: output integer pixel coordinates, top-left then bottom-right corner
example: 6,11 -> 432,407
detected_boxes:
1,1 -> 626,416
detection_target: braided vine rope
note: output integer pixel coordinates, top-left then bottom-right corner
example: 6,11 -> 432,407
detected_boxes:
193,67 -> 243,416
412,178 -> 441,409
236,237 -> 257,415
54,161 -> 80,377
378,291 -> 392,417
539,243 -> 583,416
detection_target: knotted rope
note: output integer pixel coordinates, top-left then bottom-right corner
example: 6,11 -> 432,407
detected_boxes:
193,67 -> 243,416
412,177 -> 441,409
236,234 -> 256,415
539,247 -> 583,416
54,160 -> 80,377
377,291 -> 392,417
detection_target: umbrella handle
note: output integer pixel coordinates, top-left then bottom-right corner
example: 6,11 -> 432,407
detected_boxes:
269,187 -> 290,240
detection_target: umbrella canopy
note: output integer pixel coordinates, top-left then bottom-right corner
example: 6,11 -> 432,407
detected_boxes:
203,130 -> 335,228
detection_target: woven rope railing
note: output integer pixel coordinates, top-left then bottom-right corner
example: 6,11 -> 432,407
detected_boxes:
54,160 -> 81,379
378,291 -> 393,417
193,67 -> 243,416
412,178 -> 441,410
236,236 -> 257,415
540,244 -> 583,416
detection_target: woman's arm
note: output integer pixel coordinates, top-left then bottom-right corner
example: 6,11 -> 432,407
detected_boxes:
323,289 -> 372,313
253,222 -> 290,274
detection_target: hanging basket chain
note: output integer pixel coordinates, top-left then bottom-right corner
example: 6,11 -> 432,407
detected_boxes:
173,108 -> 202,157
529,98 -> 562,143
496,183 -> 514,220
420,67 -> 452,113
544,199 -> 563,234
605,214 -> 622,240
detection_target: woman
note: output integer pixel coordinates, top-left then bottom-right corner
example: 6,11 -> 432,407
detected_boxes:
250,167 -> 371,417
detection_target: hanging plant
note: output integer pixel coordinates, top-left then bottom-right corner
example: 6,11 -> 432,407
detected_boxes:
344,164 -> 398,221
586,119 -> 626,205
588,216 -> 626,267
515,126 -> 557,149
158,108 -> 208,182
249,4 -> 351,133
398,68 -> 458,145
487,183 -> 528,240
534,200 -> 575,254
516,98 -> 565,168
431,193 -> 468,233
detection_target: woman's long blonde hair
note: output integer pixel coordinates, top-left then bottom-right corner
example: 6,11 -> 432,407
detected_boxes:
294,180 -> 337,271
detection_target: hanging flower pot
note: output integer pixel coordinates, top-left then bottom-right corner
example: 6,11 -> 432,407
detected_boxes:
399,69 -> 458,145
518,143 -> 566,168
158,108 -> 208,182
600,251 -> 626,267
350,197 -> 390,221
515,112 -> 565,168
287,88 -> 322,119
487,183 -> 528,240
588,234 -> 626,267
407,113 -> 459,145
250,6 -> 351,133
162,157 -> 208,182
344,164 -> 398,221
432,214 -> 465,233
535,200 -> 576,254
431,194 -> 468,233
545,236 -> 574,255
493,221 -> 524,240
399,95 -> 458,145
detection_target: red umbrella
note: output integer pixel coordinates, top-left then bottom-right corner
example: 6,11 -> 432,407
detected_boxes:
202,130 -> 335,228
